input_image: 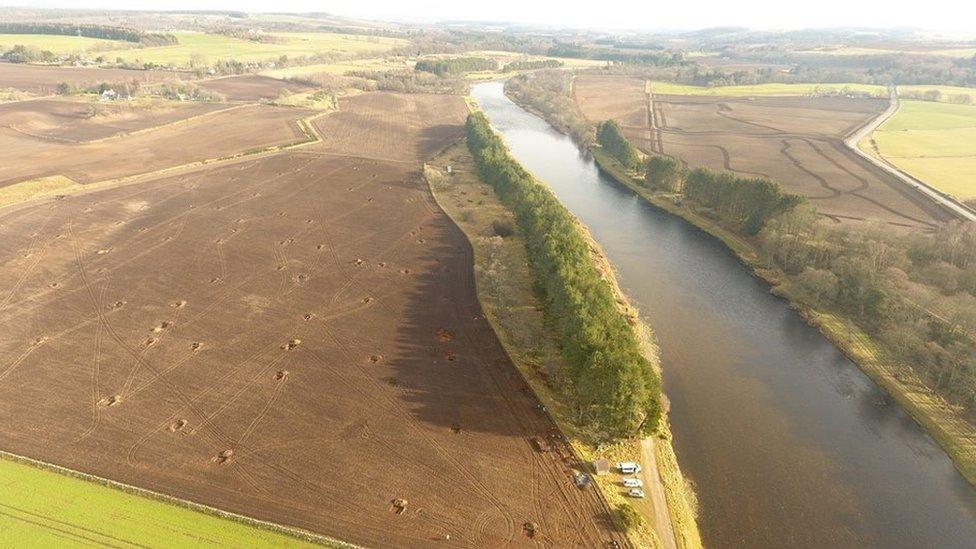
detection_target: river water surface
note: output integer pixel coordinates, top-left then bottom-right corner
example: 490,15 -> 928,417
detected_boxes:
471,81 -> 976,548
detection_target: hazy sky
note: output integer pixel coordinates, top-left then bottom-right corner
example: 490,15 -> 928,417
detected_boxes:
15,0 -> 976,32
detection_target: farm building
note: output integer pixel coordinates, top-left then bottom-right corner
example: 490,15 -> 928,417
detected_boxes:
593,458 -> 610,476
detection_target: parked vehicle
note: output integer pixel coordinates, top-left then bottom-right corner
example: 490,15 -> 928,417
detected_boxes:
623,477 -> 643,488
628,488 -> 646,499
574,472 -> 591,488
618,461 -> 641,474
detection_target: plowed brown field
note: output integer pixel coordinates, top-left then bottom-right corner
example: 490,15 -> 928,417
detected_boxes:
0,62 -> 188,94
0,98 -> 228,142
311,92 -> 471,164
0,90 -> 623,547
574,75 -> 954,228
0,104 -> 310,187
198,75 -> 311,101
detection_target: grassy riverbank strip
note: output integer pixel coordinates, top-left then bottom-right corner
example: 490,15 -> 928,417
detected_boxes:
591,147 -> 976,487
427,126 -> 700,546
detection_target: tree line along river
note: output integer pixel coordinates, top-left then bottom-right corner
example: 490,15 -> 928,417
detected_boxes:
471,80 -> 976,548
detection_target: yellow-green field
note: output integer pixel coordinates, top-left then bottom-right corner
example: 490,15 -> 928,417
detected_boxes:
0,176 -> 80,209
0,34 -> 129,55
797,46 -> 976,58
102,31 -> 406,66
898,85 -> 976,104
650,81 -> 886,97
262,57 -> 412,78
0,456 -> 325,547
871,100 -> 976,199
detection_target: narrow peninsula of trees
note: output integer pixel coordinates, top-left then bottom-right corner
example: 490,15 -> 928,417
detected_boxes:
466,111 -> 661,438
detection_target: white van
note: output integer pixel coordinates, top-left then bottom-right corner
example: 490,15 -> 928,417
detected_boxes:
618,462 -> 642,474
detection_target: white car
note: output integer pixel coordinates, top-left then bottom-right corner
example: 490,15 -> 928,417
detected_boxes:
618,461 -> 642,474
628,488 -> 646,499
623,477 -> 643,488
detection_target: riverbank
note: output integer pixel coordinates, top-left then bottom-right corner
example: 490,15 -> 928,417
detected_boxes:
590,148 -> 976,489
426,138 -> 701,549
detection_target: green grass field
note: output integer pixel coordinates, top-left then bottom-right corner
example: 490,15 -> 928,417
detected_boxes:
0,455 -> 325,547
872,100 -> 976,199
0,34 -> 130,55
102,31 -> 406,66
650,81 -> 886,97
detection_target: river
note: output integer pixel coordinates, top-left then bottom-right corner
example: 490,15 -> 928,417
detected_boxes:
471,81 -> 976,548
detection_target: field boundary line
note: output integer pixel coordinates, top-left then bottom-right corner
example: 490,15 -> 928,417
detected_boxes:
0,449 -> 359,548
80,103 -> 248,144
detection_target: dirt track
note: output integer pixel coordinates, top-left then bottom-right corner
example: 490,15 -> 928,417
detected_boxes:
573,75 -> 955,229
0,89 -> 623,547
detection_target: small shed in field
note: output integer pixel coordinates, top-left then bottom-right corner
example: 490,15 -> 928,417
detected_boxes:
593,458 -> 610,476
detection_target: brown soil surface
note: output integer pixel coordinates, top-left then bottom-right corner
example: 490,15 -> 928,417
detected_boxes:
574,75 -> 647,128
0,104 -> 310,186
0,91 -> 622,548
198,75 -> 311,102
0,98 -> 228,143
574,75 -> 954,229
0,62 -> 189,94
311,92 -> 470,164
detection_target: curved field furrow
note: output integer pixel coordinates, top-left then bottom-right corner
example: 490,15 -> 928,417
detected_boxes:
574,74 -> 952,229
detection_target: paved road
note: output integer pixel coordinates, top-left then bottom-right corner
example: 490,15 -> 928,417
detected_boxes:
844,88 -> 976,223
